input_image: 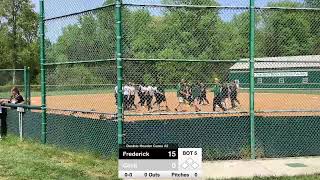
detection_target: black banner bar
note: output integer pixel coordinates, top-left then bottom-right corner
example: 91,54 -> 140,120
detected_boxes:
120,144 -> 178,149
119,148 -> 178,159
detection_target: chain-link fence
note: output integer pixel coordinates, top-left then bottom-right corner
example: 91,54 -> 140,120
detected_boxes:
10,0 -> 317,160
0,68 -> 31,104
0,69 -> 24,98
252,6 -> 320,158
5,108 -> 117,155
44,5 -> 116,113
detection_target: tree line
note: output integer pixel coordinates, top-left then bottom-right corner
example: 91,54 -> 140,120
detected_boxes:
0,0 -> 38,85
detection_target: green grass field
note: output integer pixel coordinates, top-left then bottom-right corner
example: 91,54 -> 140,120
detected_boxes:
0,136 -> 118,179
0,135 -> 319,179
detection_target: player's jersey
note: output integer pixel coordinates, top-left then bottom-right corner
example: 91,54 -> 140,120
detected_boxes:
177,83 -> 187,97
10,94 -> 24,104
212,84 -> 221,96
192,84 -> 201,98
146,86 -> 155,96
129,86 -> 135,96
152,86 -> 158,93
230,84 -> 237,92
221,85 -> 230,98
123,85 -> 130,96
230,83 -> 239,96
184,84 -> 191,96
140,86 -> 147,93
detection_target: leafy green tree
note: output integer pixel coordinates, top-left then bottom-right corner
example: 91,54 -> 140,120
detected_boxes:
305,0 -> 320,54
0,0 -> 38,82
0,28 -> 11,68
305,0 -> 320,7
259,1 -> 313,57
46,64 -> 105,91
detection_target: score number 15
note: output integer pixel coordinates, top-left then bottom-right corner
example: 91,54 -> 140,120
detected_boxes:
168,151 -> 177,158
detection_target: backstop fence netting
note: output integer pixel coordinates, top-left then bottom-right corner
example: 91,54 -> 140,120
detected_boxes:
21,0 -> 320,159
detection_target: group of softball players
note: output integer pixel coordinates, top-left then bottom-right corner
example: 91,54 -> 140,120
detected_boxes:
115,82 -> 168,112
174,79 -> 210,112
212,78 -> 241,112
114,78 -> 240,113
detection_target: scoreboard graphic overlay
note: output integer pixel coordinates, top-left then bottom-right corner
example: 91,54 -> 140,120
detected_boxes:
119,144 -> 202,179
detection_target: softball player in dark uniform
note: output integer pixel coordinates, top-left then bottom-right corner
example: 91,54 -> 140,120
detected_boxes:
154,85 -> 169,111
138,83 -> 147,107
212,79 -> 226,112
185,82 -> 193,105
200,82 -> 210,105
123,83 -> 130,110
191,82 -> 202,112
128,83 -> 137,110
174,79 -> 186,112
221,83 -> 230,109
145,85 -> 154,112
230,80 -> 241,109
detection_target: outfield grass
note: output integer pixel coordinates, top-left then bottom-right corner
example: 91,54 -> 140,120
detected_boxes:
0,135 -> 118,179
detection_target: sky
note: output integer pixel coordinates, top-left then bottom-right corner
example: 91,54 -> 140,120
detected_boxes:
31,0 -> 305,15
30,0 -> 304,42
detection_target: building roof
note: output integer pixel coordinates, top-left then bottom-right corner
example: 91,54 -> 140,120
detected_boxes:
230,55 -> 320,70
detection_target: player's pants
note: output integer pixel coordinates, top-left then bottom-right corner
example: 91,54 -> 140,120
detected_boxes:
230,93 -> 240,108
124,95 -> 129,110
129,95 -> 135,108
146,95 -> 153,111
200,93 -> 209,104
0,108 -> 7,137
213,95 -> 226,111
139,93 -> 146,106
154,93 -> 166,105
185,95 -> 193,105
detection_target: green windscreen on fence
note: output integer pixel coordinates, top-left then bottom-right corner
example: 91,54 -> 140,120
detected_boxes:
5,109 -> 320,159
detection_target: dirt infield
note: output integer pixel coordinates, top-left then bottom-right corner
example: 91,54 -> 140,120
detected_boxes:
30,92 -> 320,121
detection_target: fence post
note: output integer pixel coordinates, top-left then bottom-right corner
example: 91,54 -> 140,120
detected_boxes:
12,69 -> 16,85
23,66 -> 28,104
27,67 -> 31,105
115,0 -> 124,145
249,0 -> 256,159
39,0 -> 47,144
